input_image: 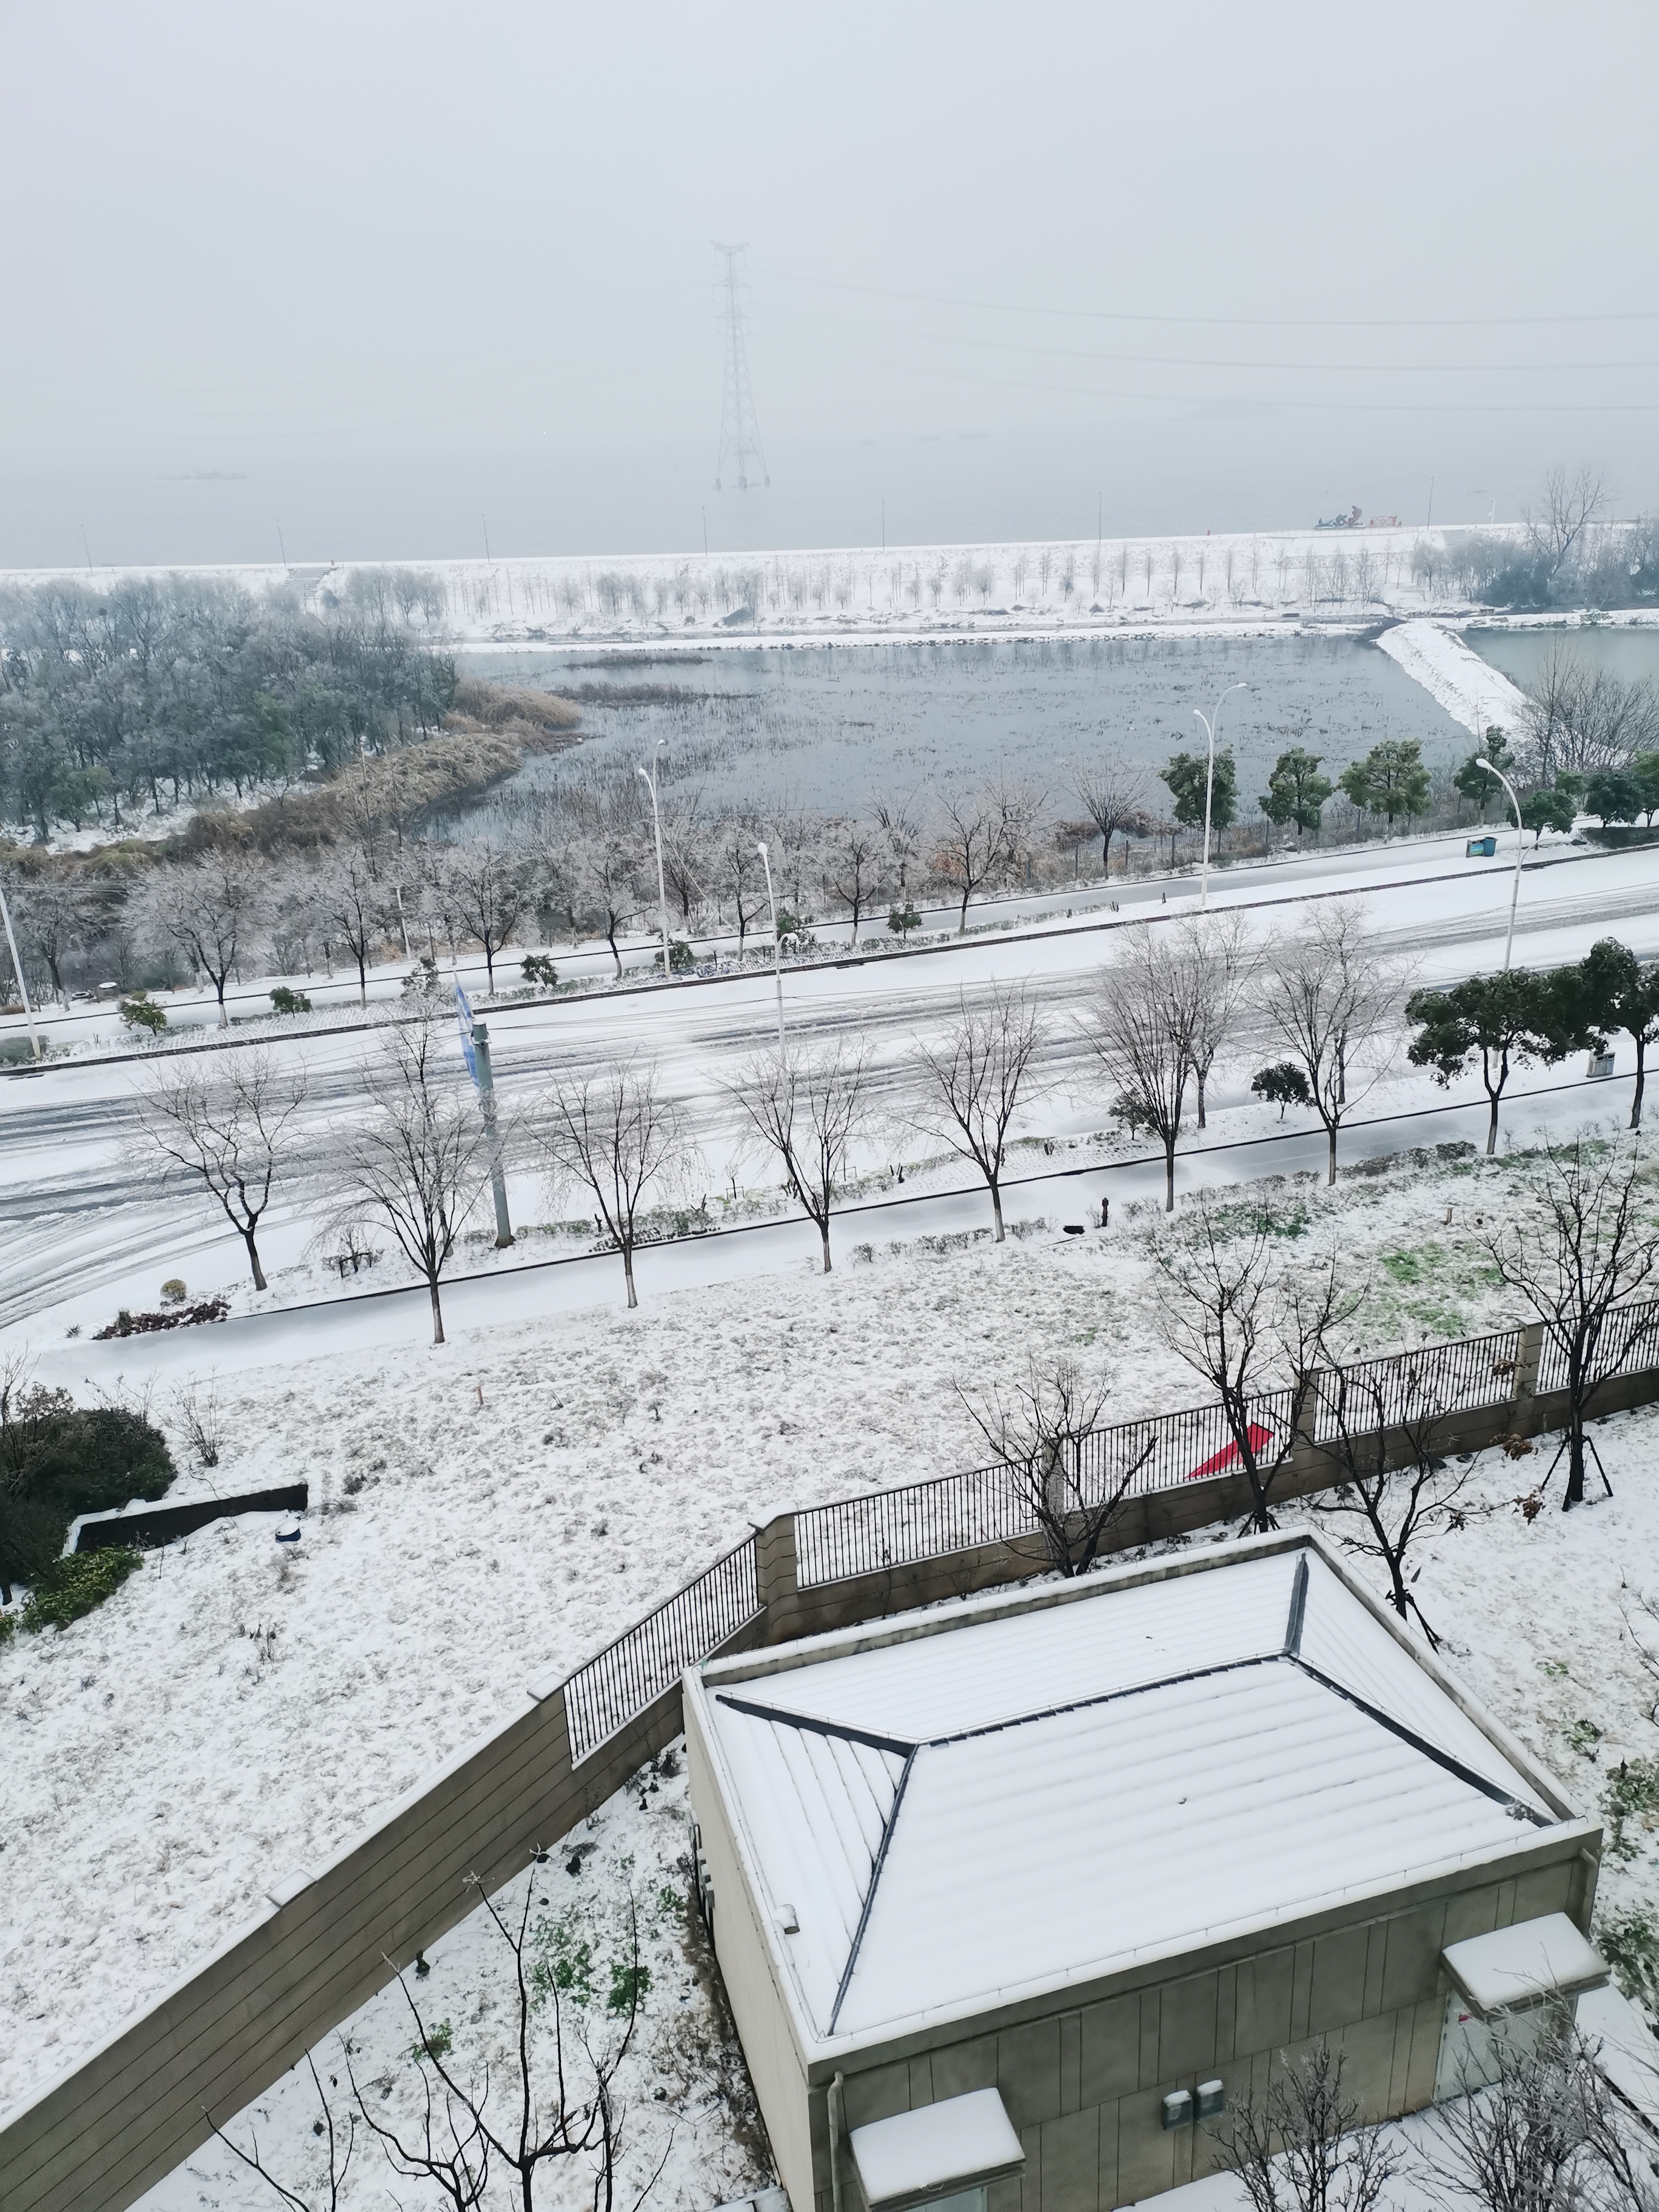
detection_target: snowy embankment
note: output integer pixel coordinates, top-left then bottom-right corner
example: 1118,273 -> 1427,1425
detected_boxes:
0,523 -> 1544,650
1376,620 -> 1532,742
6,1139 -> 1659,2133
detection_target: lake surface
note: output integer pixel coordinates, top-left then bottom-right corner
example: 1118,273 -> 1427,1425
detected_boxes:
1465,623 -> 1659,690
458,634 -> 1470,822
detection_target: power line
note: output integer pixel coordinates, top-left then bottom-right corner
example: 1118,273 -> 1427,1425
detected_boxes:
765,268 -> 1659,331
712,242 -> 769,492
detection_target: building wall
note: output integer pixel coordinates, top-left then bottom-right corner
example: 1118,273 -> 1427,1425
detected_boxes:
816,1852 -> 1590,2212
685,1689 -> 817,2212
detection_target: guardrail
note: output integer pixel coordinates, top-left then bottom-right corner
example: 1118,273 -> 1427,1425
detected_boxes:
8,1304 -> 1659,2212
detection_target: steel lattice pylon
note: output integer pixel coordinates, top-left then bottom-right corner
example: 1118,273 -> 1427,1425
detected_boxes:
712,241 -> 769,492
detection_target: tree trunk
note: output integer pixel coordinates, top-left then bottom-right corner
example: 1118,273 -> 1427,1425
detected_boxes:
606,922 -> 622,979
1196,1068 -> 1208,1131
957,886 -> 970,934
429,1279 -> 446,1346
1326,1121 -> 1338,1186
1564,1418 -> 1586,1508
991,1180 -> 1005,1242
623,1245 -> 638,1309
215,981 -> 229,1030
357,954 -> 367,1009
820,1222 -> 833,1273
243,1230 -> 267,1293
1164,1135 -> 1176,1212
1633,1038 -> 1646,1130
1486,1091 -> 1500,1155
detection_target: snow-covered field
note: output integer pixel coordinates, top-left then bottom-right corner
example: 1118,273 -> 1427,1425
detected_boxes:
5,1133 -> 1659,2133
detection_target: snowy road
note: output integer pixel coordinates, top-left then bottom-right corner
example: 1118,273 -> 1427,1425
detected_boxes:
3,838 -> 1655,1350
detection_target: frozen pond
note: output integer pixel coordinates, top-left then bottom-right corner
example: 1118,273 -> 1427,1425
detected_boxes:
458,633 -> 1470,820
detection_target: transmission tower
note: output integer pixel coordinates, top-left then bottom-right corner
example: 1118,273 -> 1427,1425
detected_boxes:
712,242 -> 769,492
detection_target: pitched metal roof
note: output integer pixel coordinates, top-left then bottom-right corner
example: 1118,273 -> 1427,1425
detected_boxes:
703,1546 -> 1557,2043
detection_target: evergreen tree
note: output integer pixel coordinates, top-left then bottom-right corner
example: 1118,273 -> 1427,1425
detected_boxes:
1259,746 -> 1332,843
1406,965 -> 1597,1154
1339,738 -> 1432,828
1161,746 -> 1236,832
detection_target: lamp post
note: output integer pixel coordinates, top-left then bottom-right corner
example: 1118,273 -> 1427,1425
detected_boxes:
1478,757 -> 1525,973
636,741 -> 671,980
754,840 -> 786,1056
1193,682 -> 1246,910
0,879 -> 41,1060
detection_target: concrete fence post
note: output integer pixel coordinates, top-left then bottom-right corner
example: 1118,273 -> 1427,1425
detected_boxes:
754,1513 -> 799,1640
1512,1320 -> 1546,1437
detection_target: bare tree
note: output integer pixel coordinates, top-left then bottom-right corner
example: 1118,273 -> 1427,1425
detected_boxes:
823,817 -> 887,942
570,800 -> 647,977
312,851 -> 390,1008
1483,1138 -> 1659,1509
446,838 -> 531,994
1257,905 -> 1396,1185
1213,2040 -> 1398,2212
1524,464 -> 1608,580
1178,910 -> 1255,1130
139,857 -> 267,1028
1309,1335 -> 1472,1644
1071,758 -> 1150,879
1423,2020 -> 1600,2212
910,986 -> 1046,1239
330,1021 -> 493,1344
132,1050 -> 306,1292
1156,1204 -> 1358,1532
207,2053 -> 358,2212
1081,931 -> 1198,1211
712,810 -> 768,954
956,1356 -> 1149,1576
534,1057 -> 693,1308
726,1039 -> 873,1273
360,1871 -> 668,2212
932,784 -> 1020,934
871,790 -> 926,904
2,866 -> 98,1005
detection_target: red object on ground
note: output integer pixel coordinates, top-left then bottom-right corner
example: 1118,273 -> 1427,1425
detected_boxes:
1185,1422 -> 1276,1483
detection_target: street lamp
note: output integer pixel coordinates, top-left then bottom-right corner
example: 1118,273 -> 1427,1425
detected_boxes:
635,740 -> 671,981
754,840 -> 786,1056
0,878 -> 41,1060
1478,757 -> 1525,972
1193,682 -> 1247,910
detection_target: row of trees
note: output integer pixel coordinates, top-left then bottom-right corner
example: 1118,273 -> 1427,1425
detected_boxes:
132,913 -> 1659,1349
0,576 -> 459,841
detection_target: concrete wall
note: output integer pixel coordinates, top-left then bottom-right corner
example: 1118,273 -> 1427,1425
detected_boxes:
817,1846 -> 1594,2212
1,1332 -> 1647,2212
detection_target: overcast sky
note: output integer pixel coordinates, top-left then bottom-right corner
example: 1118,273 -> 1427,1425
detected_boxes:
2,1 -> 1655,568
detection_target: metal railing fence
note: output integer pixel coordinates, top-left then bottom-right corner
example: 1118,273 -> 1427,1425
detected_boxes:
563,1537 -> 760,1763
1309,1327 -> 1524,1445
1537,1297 -> 1659,1396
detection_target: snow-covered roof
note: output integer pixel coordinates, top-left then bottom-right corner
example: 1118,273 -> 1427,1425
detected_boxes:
849,2086 -> 1025,2210
699,1540 -> 1567,2046
1443,1913 -> 1607,2016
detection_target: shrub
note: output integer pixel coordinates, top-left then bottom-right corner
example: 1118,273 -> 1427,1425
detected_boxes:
1251,1062 -> 1312,1119
118,991 -> 167,1035
886,903 -> 922,941
93,1297 -> 229,1339
521,952 -> 560,988
1603,1756 -> 1659,1860
402,956 -> 442,999
21,1548 -> 142,1632
269,985 -> 312,1015
1,1393 -> 174,1590
1599,1910 -> 1659,2022
160,1279 -> 186,1305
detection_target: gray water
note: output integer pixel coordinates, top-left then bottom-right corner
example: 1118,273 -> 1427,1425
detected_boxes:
460,633 -> 1469,820
1465,624 -> 1659,691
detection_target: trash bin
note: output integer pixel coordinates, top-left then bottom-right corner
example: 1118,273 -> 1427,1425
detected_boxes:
1466,835 -> 1498,858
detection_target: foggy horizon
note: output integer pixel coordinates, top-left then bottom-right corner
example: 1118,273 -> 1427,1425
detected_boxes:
4,1 -> 1657,570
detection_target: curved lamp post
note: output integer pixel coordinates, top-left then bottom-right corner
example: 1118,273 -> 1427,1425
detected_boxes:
754,840 -> 786,1056
1478,756 -> 1525,972
635,739 -> 671,980
1193,682 -> 1247,910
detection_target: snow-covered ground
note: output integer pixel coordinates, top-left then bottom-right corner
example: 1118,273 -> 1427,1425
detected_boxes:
5,1134 -> 1659,2135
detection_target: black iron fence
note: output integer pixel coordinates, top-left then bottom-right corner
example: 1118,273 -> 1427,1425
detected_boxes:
1309,1327 -> 1524,1445
1537,1298 -> 1659,1396
563,1537 -> 760,1763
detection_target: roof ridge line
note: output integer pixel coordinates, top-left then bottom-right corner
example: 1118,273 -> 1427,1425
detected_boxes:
827,1746 -> 917,2036
924,1649 -> 1287,1748
1292,1657 -> 1547,1825
714,1691 -> 917,1760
